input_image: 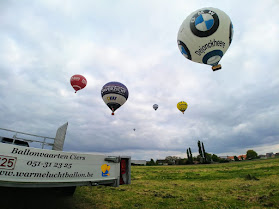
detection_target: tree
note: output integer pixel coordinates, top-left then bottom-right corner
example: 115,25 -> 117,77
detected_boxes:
196,155 -> 202,163
246,150 -> 258,159
205,152 -> 212,163
197,140 -> 203,163
212,154 -> 220,162
234,156 -> 239,161
165,156 -> 178,165
197,140 -> 207,163
186,147 -> 194,164
146,158 -> 156,166
202,142 -> 206,163
189,147 -> 193,164
177,158 -> 187,165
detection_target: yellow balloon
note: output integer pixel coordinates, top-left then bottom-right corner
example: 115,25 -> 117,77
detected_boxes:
177,101 -> 188,114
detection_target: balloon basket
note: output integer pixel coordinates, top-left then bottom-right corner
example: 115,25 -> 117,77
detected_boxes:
111,112 -> 114,115
212,64 -> 222,71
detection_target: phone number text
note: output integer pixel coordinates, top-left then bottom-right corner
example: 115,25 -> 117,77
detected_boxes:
26,161 -> 72,169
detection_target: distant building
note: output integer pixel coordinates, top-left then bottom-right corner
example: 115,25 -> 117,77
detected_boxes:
266,152 -> 274,158
238,155 -> 246,160
227,156 -> 235,161
259,155 -> 267,159
131,160 -> 146,166
156,159 -> 168,165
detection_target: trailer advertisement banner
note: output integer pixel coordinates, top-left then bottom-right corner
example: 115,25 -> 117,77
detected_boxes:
0,143 -> 119,183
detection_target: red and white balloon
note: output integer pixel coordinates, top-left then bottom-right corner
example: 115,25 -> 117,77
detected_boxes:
70,74 -> 87,93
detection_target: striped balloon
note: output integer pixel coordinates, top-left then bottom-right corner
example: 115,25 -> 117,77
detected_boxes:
101,82 -> 129,115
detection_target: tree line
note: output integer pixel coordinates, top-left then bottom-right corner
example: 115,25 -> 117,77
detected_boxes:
146,140 -> 259,166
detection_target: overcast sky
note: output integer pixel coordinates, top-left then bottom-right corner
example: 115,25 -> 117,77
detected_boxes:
0,0 -> 278,160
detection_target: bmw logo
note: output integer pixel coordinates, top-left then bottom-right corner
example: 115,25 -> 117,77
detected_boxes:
202,50 -> 223,66
177,40 -> 192,60
190,9 -> 219,37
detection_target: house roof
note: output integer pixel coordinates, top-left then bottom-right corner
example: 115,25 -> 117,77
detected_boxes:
238,155 -> 246,159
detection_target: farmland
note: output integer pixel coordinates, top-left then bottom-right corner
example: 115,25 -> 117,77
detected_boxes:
72,158 -> 279,209
2,158 -> 279,209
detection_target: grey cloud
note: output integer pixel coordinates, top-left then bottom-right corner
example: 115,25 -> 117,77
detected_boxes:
0,0 -> 278,161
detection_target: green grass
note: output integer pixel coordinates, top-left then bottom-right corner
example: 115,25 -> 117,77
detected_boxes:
3,158 -> 278,209
71,158 -> 279,209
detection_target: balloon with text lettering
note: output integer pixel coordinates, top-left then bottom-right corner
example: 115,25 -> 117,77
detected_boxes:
70,74 -> 87,93
177,101 -> 188,114
101,81 -> 129,115
177,7 -> 233,71
153,104 -> 159,111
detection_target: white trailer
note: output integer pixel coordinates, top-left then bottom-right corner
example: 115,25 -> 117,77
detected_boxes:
0,123 -> 131,195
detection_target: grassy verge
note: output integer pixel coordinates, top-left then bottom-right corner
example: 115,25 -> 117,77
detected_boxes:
1,158 -> 278,208
72,158 -> 279,209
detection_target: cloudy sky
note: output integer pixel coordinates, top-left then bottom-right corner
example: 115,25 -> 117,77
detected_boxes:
0,0 -> 278,160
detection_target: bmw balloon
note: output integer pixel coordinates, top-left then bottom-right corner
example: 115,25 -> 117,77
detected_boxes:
101,81 -> 129,115
177,7 -> 233,71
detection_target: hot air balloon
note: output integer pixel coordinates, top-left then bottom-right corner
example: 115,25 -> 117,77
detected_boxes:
133,128 -> 136,131
70,74 -> 87,93
177,101 -> 188,114
101,81 -> 129,115
153,104 -> 159,111
177,7 -> 233,71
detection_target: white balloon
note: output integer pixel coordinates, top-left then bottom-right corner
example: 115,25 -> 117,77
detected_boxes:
177,7 -> 233,71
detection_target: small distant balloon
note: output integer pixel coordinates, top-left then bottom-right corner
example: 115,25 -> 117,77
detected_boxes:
177,7 -> 233,71
177,101 -> 188,114
101,81 -> 129,115
70,74 -> 87,93
133,128 -> 136,131
153,104 -> 159,111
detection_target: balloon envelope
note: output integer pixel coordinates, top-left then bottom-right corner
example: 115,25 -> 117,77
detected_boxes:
177,101 -> 188,114
153,104 -> 158,111
70,74 -> 87,93
177,7 -> 233,71
101,81 -> 129,115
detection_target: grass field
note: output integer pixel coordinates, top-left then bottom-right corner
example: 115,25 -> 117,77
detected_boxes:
2,158 -> 279,209
71,158 -> 279,209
